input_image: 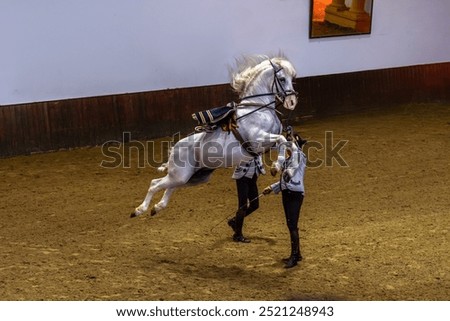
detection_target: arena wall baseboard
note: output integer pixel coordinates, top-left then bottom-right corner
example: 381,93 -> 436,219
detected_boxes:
1,62 -> 449,157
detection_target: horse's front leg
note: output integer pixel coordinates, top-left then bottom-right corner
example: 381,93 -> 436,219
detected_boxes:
260,133 -> 299,177
267,134 -> 289,176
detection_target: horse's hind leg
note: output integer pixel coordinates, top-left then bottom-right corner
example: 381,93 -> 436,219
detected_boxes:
131,177 -> 163,217
131,166 -> 194,217
150,188 -> 176,216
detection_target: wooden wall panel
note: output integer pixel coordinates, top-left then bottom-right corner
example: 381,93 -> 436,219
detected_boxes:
1,62 -> 449,157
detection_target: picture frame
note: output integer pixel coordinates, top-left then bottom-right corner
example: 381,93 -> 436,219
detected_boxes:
309,0 -> 374,38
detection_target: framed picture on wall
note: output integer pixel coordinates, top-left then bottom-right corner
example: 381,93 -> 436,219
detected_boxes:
309,0 -> 374,38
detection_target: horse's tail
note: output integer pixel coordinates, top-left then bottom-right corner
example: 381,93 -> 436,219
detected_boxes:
157,147 -> 174,172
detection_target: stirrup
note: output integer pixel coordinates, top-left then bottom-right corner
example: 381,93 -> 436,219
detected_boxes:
194,124 -> 217,133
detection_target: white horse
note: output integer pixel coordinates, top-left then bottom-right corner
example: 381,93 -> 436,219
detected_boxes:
131,55 -> 299,217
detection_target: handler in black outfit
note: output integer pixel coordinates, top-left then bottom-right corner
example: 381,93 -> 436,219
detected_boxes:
263,135 -> 307,268
228,155 -> 265,243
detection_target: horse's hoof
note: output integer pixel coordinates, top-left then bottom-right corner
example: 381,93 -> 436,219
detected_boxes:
131,207 -> 143,218
150,208 -> 157,216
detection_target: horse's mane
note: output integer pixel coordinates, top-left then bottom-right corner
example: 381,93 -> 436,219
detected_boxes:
229,53 -> 289,95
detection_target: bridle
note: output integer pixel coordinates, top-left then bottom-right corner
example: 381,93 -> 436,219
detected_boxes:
235,60 -> 298,121
269,60 -> 298,105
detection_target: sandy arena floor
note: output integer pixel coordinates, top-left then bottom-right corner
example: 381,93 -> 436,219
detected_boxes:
0,103 -> 448,300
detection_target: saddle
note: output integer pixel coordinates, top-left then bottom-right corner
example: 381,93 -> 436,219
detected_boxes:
192,103 -> 237,132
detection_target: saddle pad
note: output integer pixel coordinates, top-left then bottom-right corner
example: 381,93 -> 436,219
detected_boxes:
192,105 -> 235,125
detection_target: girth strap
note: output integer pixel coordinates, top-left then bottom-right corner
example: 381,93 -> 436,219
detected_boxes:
230,127 -> 259,158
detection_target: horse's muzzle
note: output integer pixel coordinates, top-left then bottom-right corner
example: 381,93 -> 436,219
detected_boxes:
281,92 -> 298,110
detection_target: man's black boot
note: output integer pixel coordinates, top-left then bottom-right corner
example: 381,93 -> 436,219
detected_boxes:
232,209 -> 250,243
283,229 -> 302,268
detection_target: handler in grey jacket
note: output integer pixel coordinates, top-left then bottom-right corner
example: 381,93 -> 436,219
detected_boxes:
263,144 -> 306,268
228,155 -> 265,243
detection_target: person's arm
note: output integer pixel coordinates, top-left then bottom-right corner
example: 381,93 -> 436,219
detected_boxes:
263,182 -> 281,195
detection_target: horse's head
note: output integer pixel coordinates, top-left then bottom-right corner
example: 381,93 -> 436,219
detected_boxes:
269,58 -> 298,110
231,55 -> 299,110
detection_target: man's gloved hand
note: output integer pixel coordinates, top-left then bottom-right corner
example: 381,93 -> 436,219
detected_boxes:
263,186 -> 272,195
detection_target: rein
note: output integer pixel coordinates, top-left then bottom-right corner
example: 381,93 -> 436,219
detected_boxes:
235,99 -> 283,121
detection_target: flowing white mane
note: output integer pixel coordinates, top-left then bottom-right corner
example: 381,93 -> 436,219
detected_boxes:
229,54 -> 296,96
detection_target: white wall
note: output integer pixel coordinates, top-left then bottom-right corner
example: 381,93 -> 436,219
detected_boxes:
1,0 -> 449,105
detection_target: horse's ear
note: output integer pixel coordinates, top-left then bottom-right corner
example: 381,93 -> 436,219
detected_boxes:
269,59 -> 276,68
268,59 -> 282,73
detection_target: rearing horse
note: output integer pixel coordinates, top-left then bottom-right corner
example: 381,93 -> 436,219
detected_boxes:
131,55 -> 299,217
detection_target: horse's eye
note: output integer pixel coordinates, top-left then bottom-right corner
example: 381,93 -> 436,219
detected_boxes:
279,77 -> 286,83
